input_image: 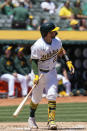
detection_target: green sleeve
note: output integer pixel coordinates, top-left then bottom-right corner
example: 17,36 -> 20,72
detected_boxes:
32,59 -> 38,75
14,57 -> 26,75
24,56 -> 31,73
0,57 -> 9,74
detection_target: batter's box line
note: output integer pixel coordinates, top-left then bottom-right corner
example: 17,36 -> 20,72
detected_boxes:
1,127 -> 86,131
57,128 -> 86,130
38,127 -> 86,131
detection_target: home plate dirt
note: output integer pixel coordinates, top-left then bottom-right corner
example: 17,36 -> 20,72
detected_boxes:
0,122 -> 87,131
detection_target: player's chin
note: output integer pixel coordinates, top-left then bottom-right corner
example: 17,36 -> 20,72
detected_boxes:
55,32 -> 58,36
52,35 -> 56,39
52,32 -> 58,38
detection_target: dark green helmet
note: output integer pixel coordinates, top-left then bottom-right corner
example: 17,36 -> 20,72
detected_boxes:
40,22 -> 55,37
40,22 -> 59,37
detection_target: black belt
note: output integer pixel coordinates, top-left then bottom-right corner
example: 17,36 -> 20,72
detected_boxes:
40,69 -> 49,73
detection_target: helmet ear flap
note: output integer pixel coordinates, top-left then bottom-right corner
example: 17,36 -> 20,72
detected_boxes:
41,31 -> 48,38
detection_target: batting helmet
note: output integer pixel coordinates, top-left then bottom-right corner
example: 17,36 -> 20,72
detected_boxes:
40,22 -> 60,37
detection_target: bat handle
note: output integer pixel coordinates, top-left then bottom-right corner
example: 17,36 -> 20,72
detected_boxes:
30,73 -> 43,91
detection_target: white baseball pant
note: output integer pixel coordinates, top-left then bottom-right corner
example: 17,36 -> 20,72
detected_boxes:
1,74 -> 28,97
57,74 -> 71,95
31,68 -> 58,104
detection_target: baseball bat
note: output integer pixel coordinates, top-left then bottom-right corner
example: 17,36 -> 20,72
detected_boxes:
13,74 -> 43,117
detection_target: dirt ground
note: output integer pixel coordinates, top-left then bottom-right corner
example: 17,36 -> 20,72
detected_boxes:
0,96 -> 87,131
0,96 -> 87,106
0,122 -> 87,131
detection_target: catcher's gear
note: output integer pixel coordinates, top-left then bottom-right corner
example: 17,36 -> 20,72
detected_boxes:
33,75 -> 39,85
66,61 -> 75,74
40,22 -> 59,37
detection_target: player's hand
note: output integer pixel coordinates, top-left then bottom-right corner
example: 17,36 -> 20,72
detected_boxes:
66,61 -> 75,74
25,75 -> 29,80
33,75 -> 39,85
13,72 -> 17,77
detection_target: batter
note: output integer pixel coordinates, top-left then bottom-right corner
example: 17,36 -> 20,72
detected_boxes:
28,22 -> 75,130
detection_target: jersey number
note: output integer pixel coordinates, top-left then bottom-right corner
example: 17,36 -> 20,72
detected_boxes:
53,56 -> 57,63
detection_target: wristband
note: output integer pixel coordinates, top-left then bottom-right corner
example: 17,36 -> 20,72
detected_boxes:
64,54 -> 70,62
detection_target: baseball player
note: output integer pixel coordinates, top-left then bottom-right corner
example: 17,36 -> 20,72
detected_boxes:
0,46 -> 16,98
28,22 -> 75,130
56,59 -> 71,96
0,45 -> 29,98
13,47 -> 31,96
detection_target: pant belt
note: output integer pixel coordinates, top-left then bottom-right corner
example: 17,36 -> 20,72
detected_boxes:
40,69 -> 49,73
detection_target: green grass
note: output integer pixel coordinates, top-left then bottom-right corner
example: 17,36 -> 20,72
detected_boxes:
0,103 -> 87,122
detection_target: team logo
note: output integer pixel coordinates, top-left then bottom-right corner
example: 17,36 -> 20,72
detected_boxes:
6,61 -> 11,65
21,61 -> 25,66
40,49 -> 58,61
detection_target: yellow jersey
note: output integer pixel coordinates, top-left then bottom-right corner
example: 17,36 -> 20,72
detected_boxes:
59,6 -> 72,17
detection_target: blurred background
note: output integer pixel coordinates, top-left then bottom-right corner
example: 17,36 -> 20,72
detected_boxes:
0,0 -> 87,98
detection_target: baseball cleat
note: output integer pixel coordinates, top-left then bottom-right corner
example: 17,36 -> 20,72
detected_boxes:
28,117 -> 38,129
48,121 -> 57,130
8,95 -> 16,99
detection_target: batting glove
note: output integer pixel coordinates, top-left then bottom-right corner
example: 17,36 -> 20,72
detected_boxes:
33,75 -> 39,85
66,61 -> 75,74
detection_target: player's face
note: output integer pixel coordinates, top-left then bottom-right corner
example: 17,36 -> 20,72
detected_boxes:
50,31 -> 58,39
5,49 -> 11,57
18,51 -> 24,57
